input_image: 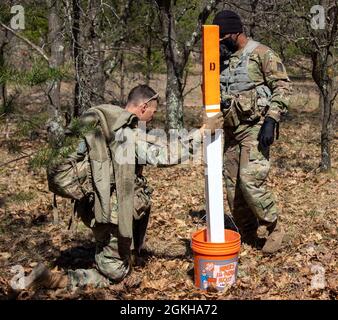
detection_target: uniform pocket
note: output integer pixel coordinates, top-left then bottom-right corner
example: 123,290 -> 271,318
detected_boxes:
246,141 -> 270,184
110,179 -> 153,223
249,142 -> 269,162
222,100 -> 240,128
235,90 -> 260,122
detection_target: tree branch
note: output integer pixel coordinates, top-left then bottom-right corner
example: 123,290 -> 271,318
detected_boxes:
183,77 -> 202,98
184,0 -> 223,59
0,22 -> 50,62
0,152 -> 34,168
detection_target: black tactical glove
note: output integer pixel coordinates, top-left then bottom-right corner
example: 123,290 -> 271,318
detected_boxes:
259,117 -> 277,148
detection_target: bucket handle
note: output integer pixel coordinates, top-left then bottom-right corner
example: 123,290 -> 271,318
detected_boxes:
224,213 -> 240,234
192,212 -> 240,236
190,213 -> 207,249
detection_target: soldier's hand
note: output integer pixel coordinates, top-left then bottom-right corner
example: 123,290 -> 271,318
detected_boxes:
259,117 -> 276,148
201,112 -> 224,135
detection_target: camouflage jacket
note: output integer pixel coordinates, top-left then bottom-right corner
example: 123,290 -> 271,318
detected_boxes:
81,105 -> 137,262
220,39 -> 291,130
81,104 -> 201,254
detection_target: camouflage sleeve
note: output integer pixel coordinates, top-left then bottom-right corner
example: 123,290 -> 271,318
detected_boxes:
135,129 -> 202,167
260,49 -> 291,122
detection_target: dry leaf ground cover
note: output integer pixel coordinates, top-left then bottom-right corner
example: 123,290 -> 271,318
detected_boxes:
0,80 -> 337,300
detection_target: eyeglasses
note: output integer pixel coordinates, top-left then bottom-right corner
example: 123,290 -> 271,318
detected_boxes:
143,93 -> 159,105
220,35 -> 231,41
136,93 -> 159,110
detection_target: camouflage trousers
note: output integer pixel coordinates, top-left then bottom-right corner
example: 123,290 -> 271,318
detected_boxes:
223,123 -> 278,237
68,194 -> 150,289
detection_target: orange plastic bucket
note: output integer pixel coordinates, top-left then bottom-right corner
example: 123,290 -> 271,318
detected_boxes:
191,228 -> 241,291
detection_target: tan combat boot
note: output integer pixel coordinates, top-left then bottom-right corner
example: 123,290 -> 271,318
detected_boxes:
25,263 -> 69,290
262,220 -> 285,254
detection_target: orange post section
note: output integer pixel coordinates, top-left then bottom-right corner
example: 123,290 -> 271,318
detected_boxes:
202,25 -> 220,115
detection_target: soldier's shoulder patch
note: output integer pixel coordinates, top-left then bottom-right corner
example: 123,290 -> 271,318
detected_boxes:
253,45 -> 280,66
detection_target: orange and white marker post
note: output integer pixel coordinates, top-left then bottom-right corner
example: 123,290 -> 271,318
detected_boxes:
202,25 -> 225,243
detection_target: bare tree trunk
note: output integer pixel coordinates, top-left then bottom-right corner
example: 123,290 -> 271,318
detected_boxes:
160,0 -> 184,129
145,7 -> 154,86
0,85 -> 7,110
320,93 -> 332,171
146,46 -> 152,86
0,28 -> 8,110
72,0 -> 105,116
120,51 -> 125,105
47,0 -> 65,148
116,2 -> 134,105
72,0 -> 83,117
312,51 -> 336,172
311,3 -> 337,172
83,0 -> 105,107
0,0 -> 14,110
320,48 -> 335,172
312,54 -> 330,172
157,0 -> 185,129
166,61 -> 184,130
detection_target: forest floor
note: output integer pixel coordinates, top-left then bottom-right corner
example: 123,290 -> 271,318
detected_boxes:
0,78 -> 337,300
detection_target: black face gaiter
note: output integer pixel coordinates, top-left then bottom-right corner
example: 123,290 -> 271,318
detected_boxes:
220,34 -> 239,54
220,43 -> 231,60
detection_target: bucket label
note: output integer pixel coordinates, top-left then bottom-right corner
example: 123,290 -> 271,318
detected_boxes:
199,257 -> 238,290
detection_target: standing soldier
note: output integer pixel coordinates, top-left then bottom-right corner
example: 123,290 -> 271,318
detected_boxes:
211,10 -> 291,253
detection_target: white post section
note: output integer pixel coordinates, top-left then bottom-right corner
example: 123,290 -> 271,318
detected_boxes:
204,129 -> 225,243
202,25 -> 225,243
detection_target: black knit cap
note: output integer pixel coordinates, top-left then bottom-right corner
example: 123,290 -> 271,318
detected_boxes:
212,10 -> 243,37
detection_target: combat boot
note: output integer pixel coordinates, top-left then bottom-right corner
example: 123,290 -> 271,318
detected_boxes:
25,263 -> 69,290
241,233 -> 266,250
262,220 -> 285,254
131,251 -> 146,268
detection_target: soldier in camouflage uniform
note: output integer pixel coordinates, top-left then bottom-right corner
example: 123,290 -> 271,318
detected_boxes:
212,10 -> 291,253
65,86 -> 163,288
26,85 -> 210,290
